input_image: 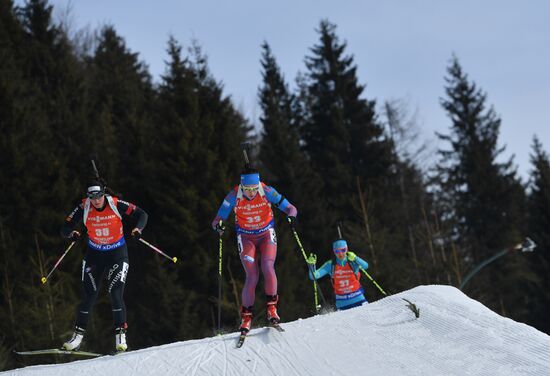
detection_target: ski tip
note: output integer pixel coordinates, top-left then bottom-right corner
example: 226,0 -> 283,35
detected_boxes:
41,277 -> 47,284
172,257 -> 178,263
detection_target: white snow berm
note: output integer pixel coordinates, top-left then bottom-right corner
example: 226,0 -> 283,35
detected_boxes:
5,285 -> 550,376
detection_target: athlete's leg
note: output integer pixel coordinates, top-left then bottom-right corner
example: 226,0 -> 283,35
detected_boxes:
259,228 -> 278,296
75,254 -> 104,329
106,247 -> 130,327
238,234 -> 260,307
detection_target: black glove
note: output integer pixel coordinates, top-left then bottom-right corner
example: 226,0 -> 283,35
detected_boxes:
131,228 -> 142,240
215,223 -> 226,236
68,230 -> 81,242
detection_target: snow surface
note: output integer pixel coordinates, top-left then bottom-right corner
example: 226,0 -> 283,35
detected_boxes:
4,285 -> 550,376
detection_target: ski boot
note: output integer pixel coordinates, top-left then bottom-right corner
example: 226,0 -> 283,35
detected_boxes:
62,326 -> 86,351
266,295 -> 280,324
115,323 -> 128,352
239,306 -> 253,333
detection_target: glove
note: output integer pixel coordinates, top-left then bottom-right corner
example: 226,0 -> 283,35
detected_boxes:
131,228 -> 142,240
68,230 -> 81,242
215,222 -> 226,236
347,251 -> 357,262
287,216 -> 296,227
306,253 -> 317,265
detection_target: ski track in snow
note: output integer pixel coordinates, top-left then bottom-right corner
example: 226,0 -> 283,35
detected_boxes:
3,285 -> 550,376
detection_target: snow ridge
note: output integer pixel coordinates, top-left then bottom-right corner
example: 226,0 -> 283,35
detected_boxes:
4,285 -> 550,376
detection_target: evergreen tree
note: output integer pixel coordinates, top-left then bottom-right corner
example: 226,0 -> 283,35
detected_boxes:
436,56 -> 530,318
298,21 -> 413,304
257,42 -> 331,317
0,0 -> 86,367
299,20 -> 392,217
85,25 -> 154,195
139,37 -> 251,341
526,136 -> 550,333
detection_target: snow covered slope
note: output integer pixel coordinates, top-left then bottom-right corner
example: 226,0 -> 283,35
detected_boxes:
4,285 -> 550,376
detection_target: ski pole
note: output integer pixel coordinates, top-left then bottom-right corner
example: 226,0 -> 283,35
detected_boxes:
217,220 -> 223,333
138,238 -> 178,263
41,241 -> 76,284
310,263 -> 321,313
359,266 -> 387,296
287,218 -> 327,311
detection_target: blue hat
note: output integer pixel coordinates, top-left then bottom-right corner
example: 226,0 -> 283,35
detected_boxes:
332,239 -> 348,251
241,173 -> 260,186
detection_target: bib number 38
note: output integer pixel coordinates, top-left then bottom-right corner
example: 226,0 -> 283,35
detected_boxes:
95,228 -> 110,237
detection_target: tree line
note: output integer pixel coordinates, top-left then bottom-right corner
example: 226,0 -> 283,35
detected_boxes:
1,0 -> 549,370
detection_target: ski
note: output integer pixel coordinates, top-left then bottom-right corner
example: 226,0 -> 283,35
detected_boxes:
14,348 -> 104,357
236,332 -> 247,348
269,322 -> 285,332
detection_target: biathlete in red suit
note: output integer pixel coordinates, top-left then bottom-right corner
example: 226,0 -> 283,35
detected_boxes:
212,168 -> 297,332
60,179 -> 148,352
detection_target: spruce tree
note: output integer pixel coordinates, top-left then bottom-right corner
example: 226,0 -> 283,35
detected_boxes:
436,56 -> 530,318
140,37 -> 250,340
527,136 -> 550,333
85,25 -> 154,198
300,20 -> 391,217
298,21 -> 407,304
257,42 -> 331,317
0,0 -> 87,366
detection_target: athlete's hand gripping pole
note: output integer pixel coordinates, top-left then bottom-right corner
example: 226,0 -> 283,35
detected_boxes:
138,238 -> 177,263
287,218 -> 327,313
41,241 -> 76,284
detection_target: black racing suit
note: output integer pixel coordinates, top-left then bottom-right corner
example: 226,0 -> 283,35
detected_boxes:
61,197 -> 148,329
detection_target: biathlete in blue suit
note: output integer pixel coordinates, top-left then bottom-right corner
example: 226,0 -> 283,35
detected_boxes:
307,239 -> 369,310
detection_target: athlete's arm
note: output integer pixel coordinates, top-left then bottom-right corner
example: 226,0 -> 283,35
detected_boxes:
354,256 -> 369,271
60,202 -> 84,238
264,186 -> 297,217
308,260 -> 331,280
117,200 -> 148,231
212,189 -> 237,229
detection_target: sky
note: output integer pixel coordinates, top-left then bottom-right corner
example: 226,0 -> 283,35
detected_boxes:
34,0 -> 550,180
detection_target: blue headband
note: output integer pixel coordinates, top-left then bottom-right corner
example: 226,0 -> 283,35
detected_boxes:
241,173 -> 260,186
333,240 -> 348,251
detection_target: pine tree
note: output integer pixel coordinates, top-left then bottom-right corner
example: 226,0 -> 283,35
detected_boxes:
526,136 -> 550,333
298,21 -> 410,305
436,56 -> 530,317
257,42 -> 331,317
85,25 -> 154,197
299,20 -> 391,217
0,0 -> 87,366
138,37 -> 251,340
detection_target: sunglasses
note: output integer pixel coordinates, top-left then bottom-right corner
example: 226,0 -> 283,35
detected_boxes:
334,248 -> 347,254
242,185 -> 259,192
87,192 -> 104,199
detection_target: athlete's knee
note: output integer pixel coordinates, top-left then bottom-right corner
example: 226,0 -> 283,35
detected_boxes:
261,258 -> 276,274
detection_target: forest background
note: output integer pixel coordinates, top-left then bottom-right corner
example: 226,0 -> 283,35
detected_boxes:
1,0 -> 549,371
